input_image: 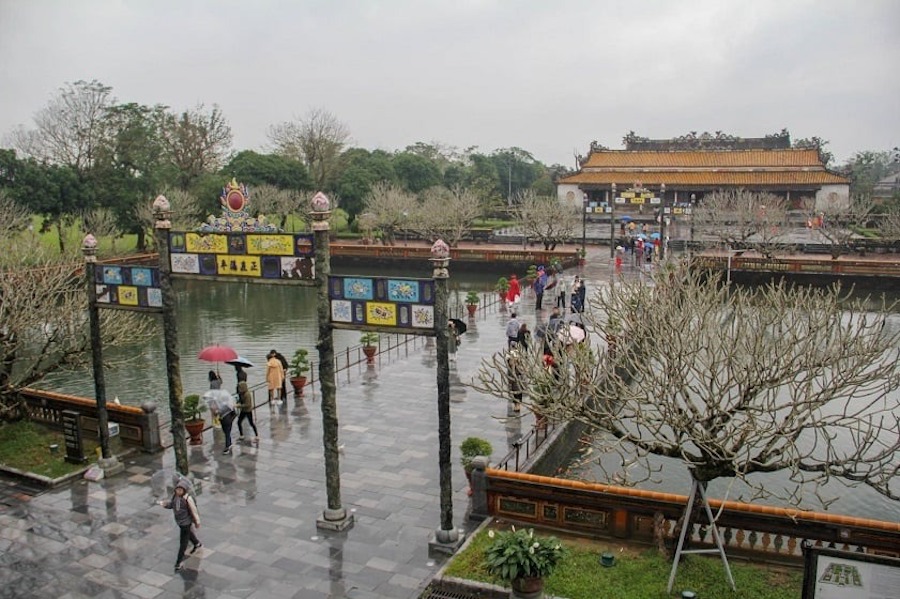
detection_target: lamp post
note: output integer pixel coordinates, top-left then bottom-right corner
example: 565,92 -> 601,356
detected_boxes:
689,193 -> 696,257
311,191 -> 354,532
609,183 -> 617,258
658,183 -> 667,260
153,195 -> 188,476
402,210 -> 408,246
428,239 -> 463,554
81,234 -> 122,475
581,191 -> 588,254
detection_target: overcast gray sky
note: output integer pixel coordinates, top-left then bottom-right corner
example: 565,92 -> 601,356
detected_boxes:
1,0 -> 897,168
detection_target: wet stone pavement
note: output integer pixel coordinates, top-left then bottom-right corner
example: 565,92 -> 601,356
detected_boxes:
0,250 -> 613,599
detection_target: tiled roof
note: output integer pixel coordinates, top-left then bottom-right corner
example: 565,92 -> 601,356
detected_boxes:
580,148 -> 825,168
558,171 -> 848,186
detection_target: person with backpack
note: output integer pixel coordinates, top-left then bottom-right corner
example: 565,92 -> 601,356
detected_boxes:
235,368 -> 259,443
159,478 -> 202,572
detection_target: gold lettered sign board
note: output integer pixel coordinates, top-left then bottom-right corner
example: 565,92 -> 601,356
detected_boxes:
168,231 -> 315,281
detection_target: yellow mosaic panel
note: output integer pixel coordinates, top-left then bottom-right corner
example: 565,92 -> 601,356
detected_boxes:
118,286 -> 139,306
185,233 -> 228,254
366,302 -> 397,326
246,234 -> 294,255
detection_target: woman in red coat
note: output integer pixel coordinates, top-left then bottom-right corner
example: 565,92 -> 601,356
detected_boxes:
506,274 -> 521,305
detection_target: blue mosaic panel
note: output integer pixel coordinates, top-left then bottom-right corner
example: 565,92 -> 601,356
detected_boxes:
328,275 -> 436,331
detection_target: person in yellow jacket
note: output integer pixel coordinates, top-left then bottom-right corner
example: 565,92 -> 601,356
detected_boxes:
266,350 -> 285,405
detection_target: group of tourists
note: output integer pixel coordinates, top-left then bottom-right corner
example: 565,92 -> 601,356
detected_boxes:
505,269 -> 586,314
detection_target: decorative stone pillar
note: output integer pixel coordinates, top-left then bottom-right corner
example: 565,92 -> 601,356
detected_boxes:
311,191 -> 354,532
82,234 -> 123,476
153,195 -> 188,476
429,239 -> 464,555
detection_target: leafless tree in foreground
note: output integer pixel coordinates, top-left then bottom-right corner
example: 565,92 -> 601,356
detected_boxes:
801,195 -> 871,258
472,264 -> 900,508
363,181 -> 417,245
0,233 -> 153,420
414,185 -> 483,247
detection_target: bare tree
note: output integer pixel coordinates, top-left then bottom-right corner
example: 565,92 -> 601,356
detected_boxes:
81,207 -> 122,253
249,183 -> 298,230
0,234 -> 153,419
0,191 -> 31,238
8,79 -> 114,174
413,185 -> 483,246
692,188 -> 790,256
161,104 -> 233,189
363,181 -> 417,245
268,108 -> 350,190
878,206 -> 900,242
512,190 -> 580,250
472,264 -> 900,509
801,195 -> 871,258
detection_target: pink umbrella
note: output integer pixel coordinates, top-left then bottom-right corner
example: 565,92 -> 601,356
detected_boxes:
197,344 -> 238,363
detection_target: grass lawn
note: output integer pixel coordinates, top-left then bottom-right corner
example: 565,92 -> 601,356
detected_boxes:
0,420 -> 98,479
443,522 -> 802,599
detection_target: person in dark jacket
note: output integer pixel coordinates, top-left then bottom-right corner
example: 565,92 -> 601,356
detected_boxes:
159,478 -> 202,571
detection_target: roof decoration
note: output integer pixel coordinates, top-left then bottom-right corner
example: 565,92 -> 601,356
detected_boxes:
198,178 -> 280,233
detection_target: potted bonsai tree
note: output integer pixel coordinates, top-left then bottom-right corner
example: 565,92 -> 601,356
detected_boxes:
484,526 -> 567,598
495,276 -> 510,302
465,290 -> 480,317
182,394 -> 207,446
460,436 -> 492,495
360,331 -> 379,364
289,348 -> 310,396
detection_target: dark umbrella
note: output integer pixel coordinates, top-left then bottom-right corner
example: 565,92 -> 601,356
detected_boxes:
225,356 -> 254,368
620,215 -> 633,222
449,318 -> 467,335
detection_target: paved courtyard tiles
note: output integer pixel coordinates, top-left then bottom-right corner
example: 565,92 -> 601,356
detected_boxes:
0,251 -> 612,599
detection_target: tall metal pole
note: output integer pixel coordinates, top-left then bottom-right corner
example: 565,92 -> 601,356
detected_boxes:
659,183 -> 668,261
81,235 -> 111,463
609,183 -> 617,258
581,191 -> 588,254
153,195 -> 188,476
311,192 -> 353,531
429,239 -> 461,554
689,193 -> 696,258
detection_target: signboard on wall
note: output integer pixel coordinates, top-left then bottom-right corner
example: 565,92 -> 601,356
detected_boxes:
328,276 -> 436,332
802,547 -> 900,599
95,264 -> 162,311
168,231 -> 315,281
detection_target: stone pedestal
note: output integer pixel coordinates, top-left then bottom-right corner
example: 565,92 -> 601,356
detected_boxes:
98,456 -> 124,477
428,527 -> 465,556
316,507 -> 354,532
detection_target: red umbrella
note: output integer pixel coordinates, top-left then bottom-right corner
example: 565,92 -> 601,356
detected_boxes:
197,345 -> 238,363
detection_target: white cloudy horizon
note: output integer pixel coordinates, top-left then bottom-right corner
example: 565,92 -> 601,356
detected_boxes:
1,0 -> 897,169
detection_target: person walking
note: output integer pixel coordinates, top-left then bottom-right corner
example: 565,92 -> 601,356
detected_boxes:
556,274 -> 569,309
204,389 -> 236,454
505,311 -> 522,348
533,267 -> 548,311
159,478 -> 202,572
207,370 -> 222,390
266,350 -> 285,405
506,274 -> 521,306
235,369 -> 259,443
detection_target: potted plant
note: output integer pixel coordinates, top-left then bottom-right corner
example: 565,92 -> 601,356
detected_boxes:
495,276 -> 510,302
182,394 -> 207,446
525,264 -> 538,286
460,436 -> 492,495
465,290 -> 480,317
576,247 -> 587,266
484,526 -> 567,598
360,331 -> 379,364
289,348 -> 310,395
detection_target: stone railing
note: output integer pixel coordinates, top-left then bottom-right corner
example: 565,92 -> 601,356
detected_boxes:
471,468 -> 900,563
20,388 -> 161,452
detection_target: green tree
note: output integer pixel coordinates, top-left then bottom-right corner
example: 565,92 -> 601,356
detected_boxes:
334,148 -> 396,218
392,151 -> 442,192
222,150 -> 310,191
